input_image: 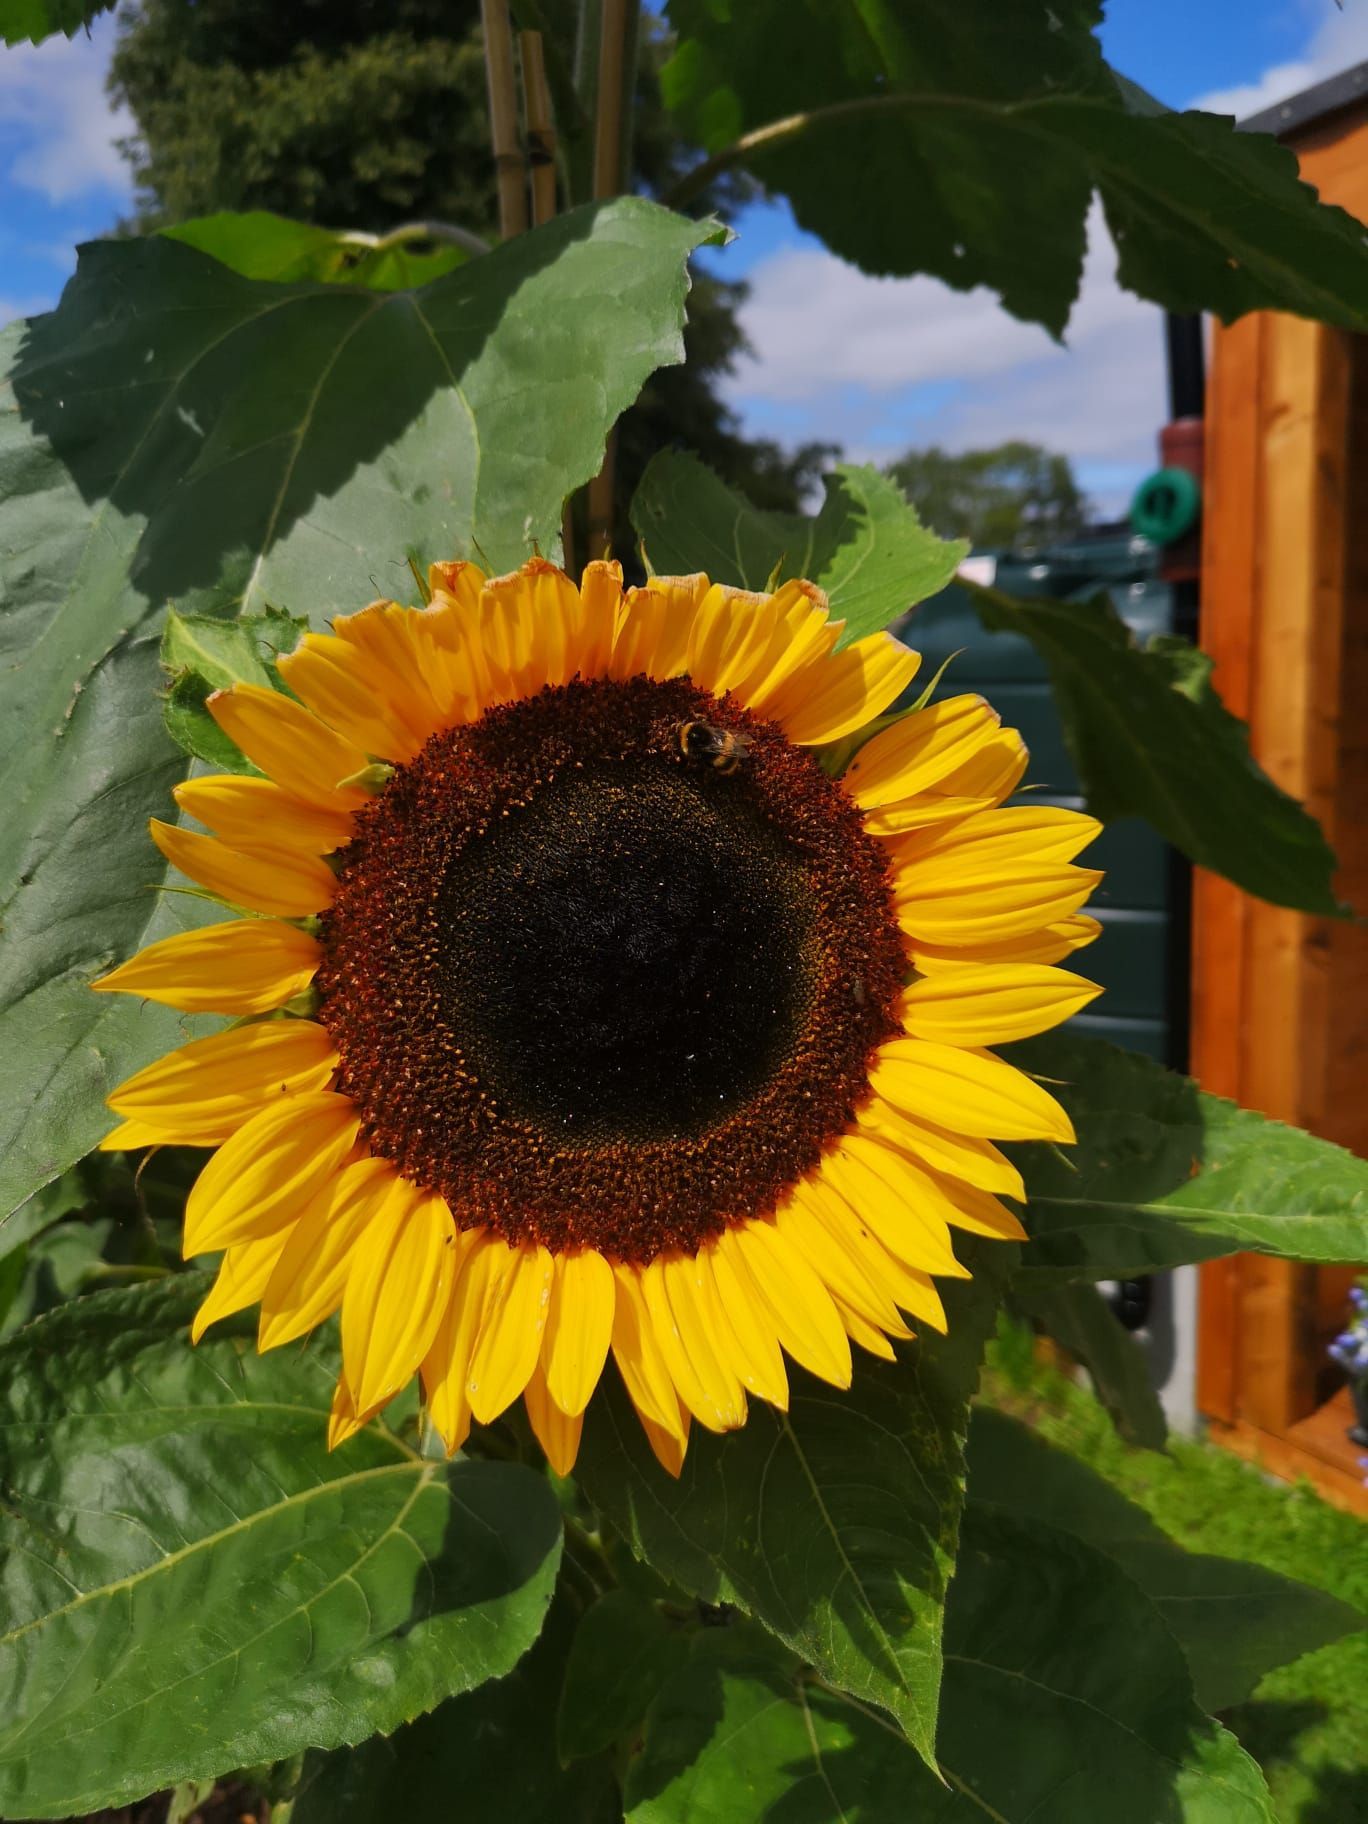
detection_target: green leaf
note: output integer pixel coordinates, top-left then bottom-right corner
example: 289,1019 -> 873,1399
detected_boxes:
663,1 -> 1368,336
576,1251 -> 1010,1767
626,1522 -> 1276,1822
964,585 -> 1343,915
966,1409 -> 1365,1713
630,451 -> 966,644
1009,1034 -> 1368,1281
0,1278 -> 563,1819
0,198 -> 714,1226
557,1589 -> 687,1764
160,605 -> 307,770
162,212 -> 475,290
0,0 -> 110,46
1015,1279 -> 1167,1450
293,1590 -> 618,1824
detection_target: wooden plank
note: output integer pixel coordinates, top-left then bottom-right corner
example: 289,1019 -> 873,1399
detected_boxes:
1193,313 -> 1263,1424
1207,1407 -> 1368,1518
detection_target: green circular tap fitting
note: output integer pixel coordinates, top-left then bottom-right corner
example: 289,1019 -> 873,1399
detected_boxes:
1130,466 -> 1201,545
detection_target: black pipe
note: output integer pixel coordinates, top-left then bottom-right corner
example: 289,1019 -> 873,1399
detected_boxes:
1165,312 -> 1206,425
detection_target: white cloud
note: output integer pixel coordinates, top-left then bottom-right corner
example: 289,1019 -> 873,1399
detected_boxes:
724,207 -> 1165,518
1192,1 -> 1368,117
0,14 -> 132,203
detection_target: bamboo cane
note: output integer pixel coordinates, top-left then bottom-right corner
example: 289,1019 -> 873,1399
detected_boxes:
482,0 -> 528,240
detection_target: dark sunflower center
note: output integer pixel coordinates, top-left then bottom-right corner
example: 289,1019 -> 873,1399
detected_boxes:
436,766 -> 816,1142
318,674 -> 905,1262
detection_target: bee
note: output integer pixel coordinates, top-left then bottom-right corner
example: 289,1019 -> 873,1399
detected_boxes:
675,720 -> 753,775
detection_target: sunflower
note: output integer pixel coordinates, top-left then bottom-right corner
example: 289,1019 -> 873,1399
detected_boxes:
94,558 -> 1101,1474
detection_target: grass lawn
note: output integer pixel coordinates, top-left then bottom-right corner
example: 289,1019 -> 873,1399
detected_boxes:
982,1325 -> 1368,1823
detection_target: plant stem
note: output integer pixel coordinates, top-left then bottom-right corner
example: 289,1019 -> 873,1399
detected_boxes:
521,31 -> 559,228
481,0 -> 529,239
662,92 -> 955,211
585,0 -> 638,558
341,220 -> 490,257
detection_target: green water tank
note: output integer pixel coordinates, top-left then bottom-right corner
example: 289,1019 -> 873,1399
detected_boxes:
891,533 -> 1180,1064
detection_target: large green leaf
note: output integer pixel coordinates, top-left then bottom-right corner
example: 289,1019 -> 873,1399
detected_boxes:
0,0 -> 110,45
163,212 -> 476,290
0,1279 -> 563,1819
1014,1279 -> 1167,1449
0,199 -> 714,1227
966,585 -> 1343,915
293,1591 -> 619,1824
557,1589 -> 687,1764
1009,1035 -> 1368,1282
625,1523 -> 1276,1822
630,451 -> 966,643
967,1409 -> 1364,1714
576,1251 -> 1009,1767
663,0 -> 1368,336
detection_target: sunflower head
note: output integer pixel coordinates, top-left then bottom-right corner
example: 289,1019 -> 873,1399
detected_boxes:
95,557 -> 1102,1474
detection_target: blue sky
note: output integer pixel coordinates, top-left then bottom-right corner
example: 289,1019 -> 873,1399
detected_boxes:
1,0 -> 1365,515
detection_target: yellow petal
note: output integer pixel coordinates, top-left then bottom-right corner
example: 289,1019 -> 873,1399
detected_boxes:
576,559 -> 624,681
845,1131 -> 1027,1243
637,1401 -> 691,1477
524,1363 -> 584,1476
421,1232 -> 499,1454
174,775 -> 355,857
466,1241 -> 554,1424
641,1255 -> 746,1433
208,682 -> 371,809
896,963 -> 1101,1046
891,859 -> 1102,947
342,1185 -> 458,1415
832,1298 -> 899,1359
611,1265 -> 687,1438
657,1253 -> 748,1432
617,573 -> 709,683
802,1173 -> 950,1333
770,632 -> 920,746
109,1018 -> 337,1144
870,1039 -> 1075,1142
150,819 -> 337,918
259,1154 -> 397,1350
855,1098 -> 1025,1200
890,804 -> 1101,868
428,558 -> 487,615
277,631 -> 428,763
776,1184 -> 910,1338
702,1237 -> 789,1409
183,1091 -> 359,1254
844,694 -> 1004,809
92,918 -> 320,1014
819,1140 -> 964,1279
191,1230 -> 290,1342
913,911 -> 1103,969
327,1376 -> 368,1450
727,1220 -> 852,1388
97,1118 -> 164,1152
541,1249 -> 616,1417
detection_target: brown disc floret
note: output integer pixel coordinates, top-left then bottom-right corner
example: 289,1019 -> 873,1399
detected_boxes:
317,674 -> 905,1262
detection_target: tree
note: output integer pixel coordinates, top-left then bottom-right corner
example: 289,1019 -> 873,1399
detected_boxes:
107,0 -> 829,560
887,440 -> 1089,549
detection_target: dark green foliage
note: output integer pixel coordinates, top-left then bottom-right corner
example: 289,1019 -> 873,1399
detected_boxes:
886,441 -> 1089,549
663,0 -> 1368,336
0,201 -> 712,1227
0,1280 -> 563,1818
1008,1035 -> 1368,1281
967,584 -> 1346,915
